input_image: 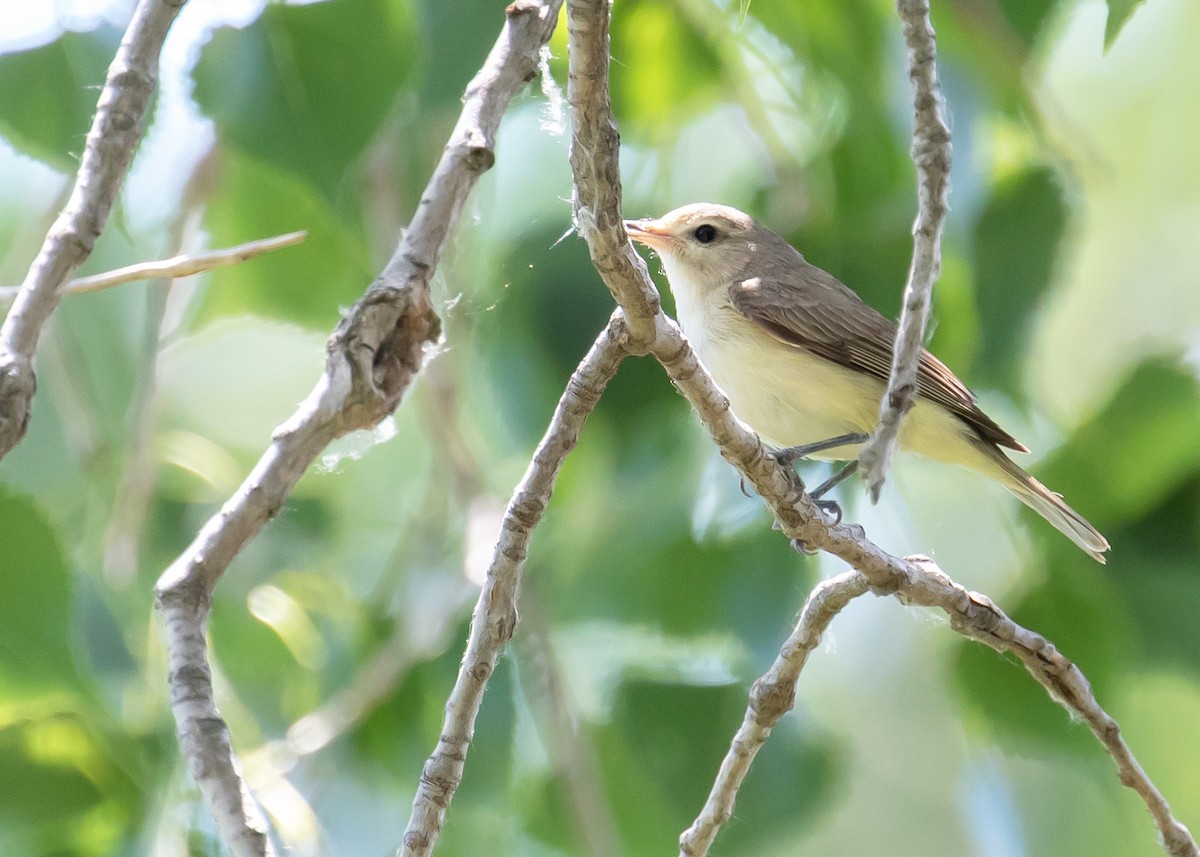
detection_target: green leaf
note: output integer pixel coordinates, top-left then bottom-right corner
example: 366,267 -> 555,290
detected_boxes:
192,0 -> 416,205
609,0 -> 723,142
1037,359 -> 1200,529
197,148 -> 374,329
0,26 -> 123,172
413,0 -> 497,106
1095,473 -> 1200,676
1104,0 -> 1146,51
0,490 -> 77,698
595,677 -> 835,854
1030,360 -> 1200,677
992,0 -> 1058,49
0,715 -> 142,855
971,167 -> 1067,393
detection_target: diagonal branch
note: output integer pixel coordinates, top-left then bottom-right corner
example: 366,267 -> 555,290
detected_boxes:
400,313 -> 627,857
563,1 -> 1196,856
857,0 -> 953,501
0,0 -> 189,461
152,3 -> 563,854
682,556 -> 1200,857
679,571 -> 870,856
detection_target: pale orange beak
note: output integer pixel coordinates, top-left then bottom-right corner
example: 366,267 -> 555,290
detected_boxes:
624,218 -> 673,251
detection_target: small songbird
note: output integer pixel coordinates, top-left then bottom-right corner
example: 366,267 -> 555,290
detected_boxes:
625,203 -> 1109,562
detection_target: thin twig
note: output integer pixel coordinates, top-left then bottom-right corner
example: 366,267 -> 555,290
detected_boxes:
400,314 -> 626,857
680,571 -> 870,856
562,0 -> 1196,854
857,0 -> 953,502
0,231 -> 307,304
153,3 -> 563,854
0,0 -> 189,461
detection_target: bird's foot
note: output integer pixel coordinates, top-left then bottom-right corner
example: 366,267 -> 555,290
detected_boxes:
813,497 -> 843,526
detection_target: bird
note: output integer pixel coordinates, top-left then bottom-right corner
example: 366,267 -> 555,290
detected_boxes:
624,203 -> 1109,562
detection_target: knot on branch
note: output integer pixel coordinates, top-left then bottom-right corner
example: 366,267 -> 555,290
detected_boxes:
327,279 -> 442,431
466,144 -> 496,172
0,354 -> 36,451
749,675 -> 795,722
155,562 -> 213,613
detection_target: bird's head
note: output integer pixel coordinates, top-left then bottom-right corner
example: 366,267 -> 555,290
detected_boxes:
624,203 -> 797,292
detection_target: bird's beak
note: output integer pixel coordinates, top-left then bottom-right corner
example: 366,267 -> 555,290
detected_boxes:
624,218 -> 672,250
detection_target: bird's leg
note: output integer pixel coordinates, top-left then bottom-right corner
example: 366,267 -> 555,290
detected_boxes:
772,432 -> 869,467
807,460 -> 859,525
746,432 -> 868,498
787,459 -> 860,554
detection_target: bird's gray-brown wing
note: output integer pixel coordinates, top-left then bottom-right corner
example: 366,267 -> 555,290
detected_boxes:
728,266 -> 1028,452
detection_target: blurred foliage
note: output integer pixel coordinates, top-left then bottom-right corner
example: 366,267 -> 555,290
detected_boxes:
0,0 -> 1196,855
0,25 -> 123,172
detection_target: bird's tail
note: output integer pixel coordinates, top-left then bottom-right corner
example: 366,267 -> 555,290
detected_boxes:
973,442 -> 1110,563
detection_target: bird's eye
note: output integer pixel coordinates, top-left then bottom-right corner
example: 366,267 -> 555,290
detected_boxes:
693,224 -> 718,244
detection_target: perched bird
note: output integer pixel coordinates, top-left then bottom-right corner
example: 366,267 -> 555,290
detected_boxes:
625,203 -> 1109,562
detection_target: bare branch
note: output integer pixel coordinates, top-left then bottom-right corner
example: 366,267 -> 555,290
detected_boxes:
0,232 -> 307,304
680,571 -> 870,856
401,314 -> 626,857
566,0 -> 663,346
682,556 -> 1200,857
153,3 -> 563,853
0,0 -> 188,461
857,0 -> 952,501
899,557 -> 1199,857
563,1 -> 1196,854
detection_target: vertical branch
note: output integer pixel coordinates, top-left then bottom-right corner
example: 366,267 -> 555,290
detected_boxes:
567,0 -> 663,344
0,0 -> 188,461
400,317 -> 627,856
857,0 -> 952,501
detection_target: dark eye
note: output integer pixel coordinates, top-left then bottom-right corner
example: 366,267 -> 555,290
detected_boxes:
693,224 -> 718,244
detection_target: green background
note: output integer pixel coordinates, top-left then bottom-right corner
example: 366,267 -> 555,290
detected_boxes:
0,0 -> 1197,854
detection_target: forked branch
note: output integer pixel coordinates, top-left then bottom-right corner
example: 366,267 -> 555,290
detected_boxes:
563,1 -> 1196,856
153,3 -> 563,854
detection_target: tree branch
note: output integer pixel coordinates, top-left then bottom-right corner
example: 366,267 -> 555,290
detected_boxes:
566,0 -> 663,346
0,0 -> 188,461
152,3 -> 563,854
680,571 -> 870,856
0,231 -> 306,304
563,1 -> 1196,855
857,0 -> 952,501
400,313 -> 626,857
682,556 -> 1200,857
